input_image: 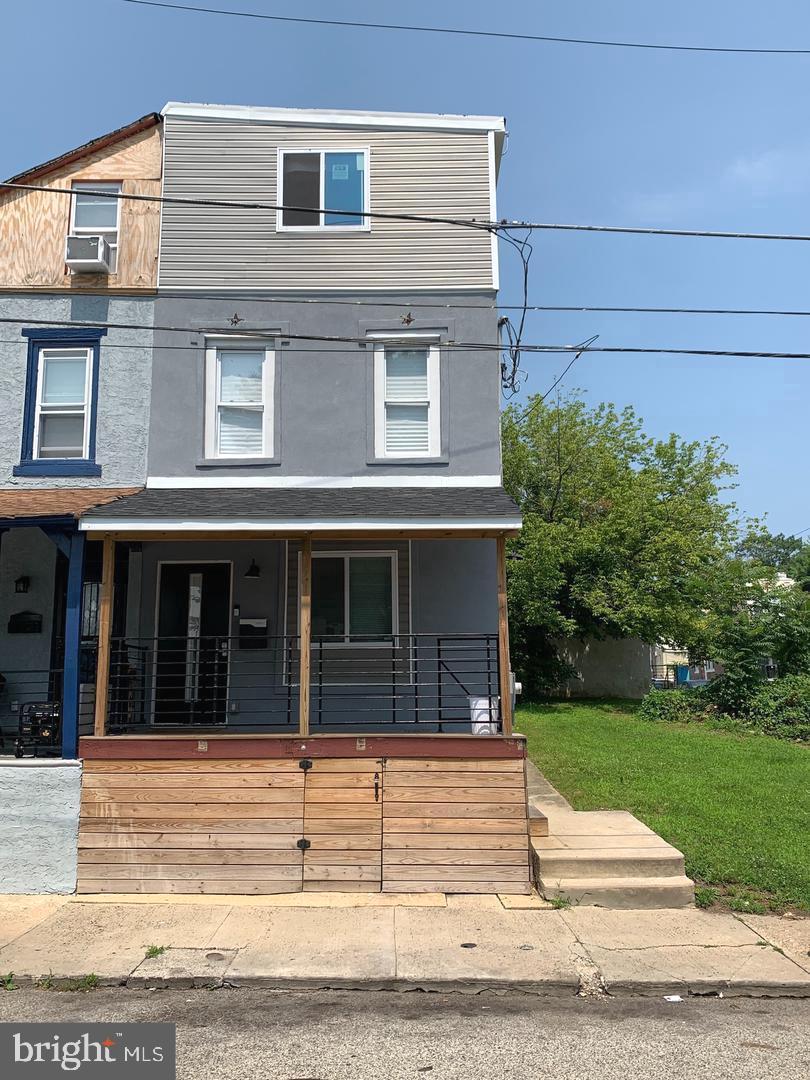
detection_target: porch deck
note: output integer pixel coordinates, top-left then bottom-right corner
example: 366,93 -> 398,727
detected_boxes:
76,734 -> 532,896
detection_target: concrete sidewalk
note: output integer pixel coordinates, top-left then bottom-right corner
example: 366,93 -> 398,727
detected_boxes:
1,893 -> 809,997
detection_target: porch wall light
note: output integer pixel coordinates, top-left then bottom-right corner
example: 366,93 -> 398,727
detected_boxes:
14,576 -> 30,594
244,559 -> 261,580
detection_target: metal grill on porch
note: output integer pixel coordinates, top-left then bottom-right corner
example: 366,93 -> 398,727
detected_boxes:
106,632 -> 502,732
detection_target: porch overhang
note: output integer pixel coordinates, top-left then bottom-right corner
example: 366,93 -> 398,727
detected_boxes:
77,486 -> 523,538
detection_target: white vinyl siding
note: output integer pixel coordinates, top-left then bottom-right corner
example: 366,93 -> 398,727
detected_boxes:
160,119 -> 494,290
70,182 -> 121,273
204,341 -> 274,458
33,347 -> 92,460
374,341 -> 440,458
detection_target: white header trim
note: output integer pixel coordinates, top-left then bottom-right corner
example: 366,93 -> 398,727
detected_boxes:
162,102 -> 506,135
146,475 -> 502,489
80,517 -> 522,534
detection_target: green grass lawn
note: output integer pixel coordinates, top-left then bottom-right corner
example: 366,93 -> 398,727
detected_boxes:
515,700 -> 810,913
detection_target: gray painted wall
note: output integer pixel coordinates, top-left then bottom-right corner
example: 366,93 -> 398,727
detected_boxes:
556,637 -> 654,699
411,539 -> 498,635
0,293 -> 154,488
149,294 -> 501,479
0,528 -> 57,736
0,760 -> 81,893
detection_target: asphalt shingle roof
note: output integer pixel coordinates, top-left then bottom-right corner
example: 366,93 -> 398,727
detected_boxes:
80,486 -> 521,523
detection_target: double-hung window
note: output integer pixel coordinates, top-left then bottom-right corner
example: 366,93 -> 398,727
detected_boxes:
70,181 -> 122,272
373,341 -> 441,458
204,341 -> 275,459
278,148 -> 369,230
34,348 -> 92,458
15,328 -> 105,477
311,553 -> 396,643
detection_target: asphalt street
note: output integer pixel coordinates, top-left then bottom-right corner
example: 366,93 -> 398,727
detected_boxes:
1,987 -> 808,1080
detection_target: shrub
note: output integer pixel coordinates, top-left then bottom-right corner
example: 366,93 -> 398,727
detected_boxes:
638,688 -> 712,725
745,676 -> 810,742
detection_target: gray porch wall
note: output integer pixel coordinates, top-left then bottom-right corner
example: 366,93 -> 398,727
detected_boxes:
411,539 -> 498,634
149,294 -> 501,479
0,293 -> 153,488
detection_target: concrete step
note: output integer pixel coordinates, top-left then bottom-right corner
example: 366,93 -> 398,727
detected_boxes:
537,874 -> 696,910
535,846 -> 685,880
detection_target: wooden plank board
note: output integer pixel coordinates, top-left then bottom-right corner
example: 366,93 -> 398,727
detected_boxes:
83,772 -> 305,789
77,879 -> 302,895
83,759 -> 302,773
79,832 -> 299,850
78,849 -> 302,865
82,787 -> 306,805
383,833 -> 527,850
384,786 -> 526,804
383,850 -> 529,867
79,818 -> 304,834
385,758 -> 523,773
78,864 -> 303,881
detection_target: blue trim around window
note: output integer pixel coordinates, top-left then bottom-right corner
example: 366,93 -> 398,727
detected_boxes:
14,327 -> 107,478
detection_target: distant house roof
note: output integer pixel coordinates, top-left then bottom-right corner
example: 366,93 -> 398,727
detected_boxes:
79,487 -> 522,533
2,113 -> 161,188
0,488 -> 143,524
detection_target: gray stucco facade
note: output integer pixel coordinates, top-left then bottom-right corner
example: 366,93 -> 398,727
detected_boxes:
148,293 -> 501,481
0,760 -> 81,892
0,293 -> 154,489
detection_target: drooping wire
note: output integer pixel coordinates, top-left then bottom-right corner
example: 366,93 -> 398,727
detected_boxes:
495,226 -> 534,395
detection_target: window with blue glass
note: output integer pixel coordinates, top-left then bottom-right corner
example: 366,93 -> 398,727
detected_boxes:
278,148 -> 368,230
14,327 -> 106,477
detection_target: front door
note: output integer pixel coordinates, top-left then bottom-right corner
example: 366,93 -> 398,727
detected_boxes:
155,562 -> 231,726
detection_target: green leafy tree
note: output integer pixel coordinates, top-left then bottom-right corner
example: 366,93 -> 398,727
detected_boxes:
788,542 -> 810,592
735,528 -> 803,570
502,393 -> 741,695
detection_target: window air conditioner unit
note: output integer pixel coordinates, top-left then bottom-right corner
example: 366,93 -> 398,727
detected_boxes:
65,234 -> 112,273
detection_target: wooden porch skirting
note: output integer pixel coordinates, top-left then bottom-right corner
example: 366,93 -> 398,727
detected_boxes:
76,736 -> 532,896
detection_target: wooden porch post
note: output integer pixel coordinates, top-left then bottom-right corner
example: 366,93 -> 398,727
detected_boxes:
298,535 -> 312,737
93,536 -> 115,738
496,535 -> 513,736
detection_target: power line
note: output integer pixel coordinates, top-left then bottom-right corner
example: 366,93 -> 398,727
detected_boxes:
7,180 -> 810,243
0,181 -> 492,233
71,293 -> 810,318
121,1 -> 810,56
3,315 -> 810,360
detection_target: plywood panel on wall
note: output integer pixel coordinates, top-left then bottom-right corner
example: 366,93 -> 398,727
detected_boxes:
0,125 -> 162,290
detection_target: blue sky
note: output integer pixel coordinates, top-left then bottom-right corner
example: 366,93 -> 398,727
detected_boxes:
3,0 -> 809,535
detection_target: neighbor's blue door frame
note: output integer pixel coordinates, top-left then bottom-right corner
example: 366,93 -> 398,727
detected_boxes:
61,531 -> 86,759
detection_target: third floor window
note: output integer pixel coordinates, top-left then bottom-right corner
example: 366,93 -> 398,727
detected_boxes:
70,181 -> 122,272
278,149 -> 369,230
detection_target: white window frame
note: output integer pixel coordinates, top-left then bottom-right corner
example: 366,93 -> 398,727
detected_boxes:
372,336 -> 441,459
307,550 -> 398,647
276,147 -> 371,233
32,346 -> 93,461
204,339 -> 275,459
70,181 -> 122,272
